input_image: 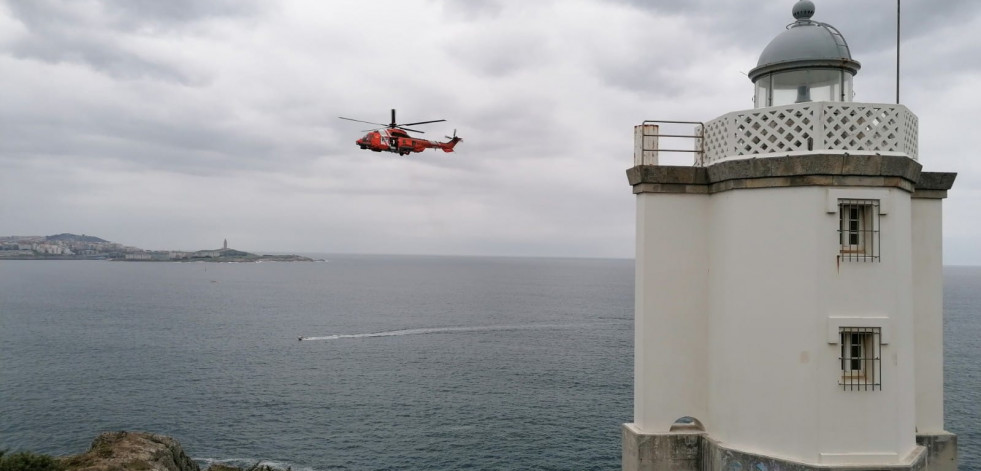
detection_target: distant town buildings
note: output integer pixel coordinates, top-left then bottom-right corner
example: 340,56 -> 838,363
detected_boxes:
0,234 -> 223,260
0,235 -> 128,259
1,234 -> 316,262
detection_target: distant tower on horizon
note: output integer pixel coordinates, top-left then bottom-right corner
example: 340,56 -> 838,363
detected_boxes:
223,238 -> 227,250
624,2 -> 957,470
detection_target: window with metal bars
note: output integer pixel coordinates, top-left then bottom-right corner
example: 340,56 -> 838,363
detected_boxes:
838,199 -> 880,262
839,327 -> 881,391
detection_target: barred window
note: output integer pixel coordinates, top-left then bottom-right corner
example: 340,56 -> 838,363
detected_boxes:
839,327 -> 881,391
838,199 -> 880,262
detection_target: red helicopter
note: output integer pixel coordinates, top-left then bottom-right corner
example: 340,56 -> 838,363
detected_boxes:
339,109 -> 462,156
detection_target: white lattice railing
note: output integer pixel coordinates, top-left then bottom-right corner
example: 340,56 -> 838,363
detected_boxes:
696,102 -> 918,166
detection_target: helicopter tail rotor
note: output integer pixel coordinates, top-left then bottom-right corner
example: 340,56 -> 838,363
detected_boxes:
439,129 -> 462,153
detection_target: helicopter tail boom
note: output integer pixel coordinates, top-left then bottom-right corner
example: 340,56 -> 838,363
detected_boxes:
438,136 -> 463,153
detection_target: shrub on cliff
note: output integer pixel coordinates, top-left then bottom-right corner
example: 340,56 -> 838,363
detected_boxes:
0,450 -> 64,471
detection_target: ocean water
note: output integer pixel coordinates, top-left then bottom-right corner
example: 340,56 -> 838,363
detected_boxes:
943,266 -> 981,469
0,256 -> 633,470
0,258 -> 977,470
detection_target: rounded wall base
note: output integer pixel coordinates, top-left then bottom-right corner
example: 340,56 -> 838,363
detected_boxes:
622,424 -> 956,471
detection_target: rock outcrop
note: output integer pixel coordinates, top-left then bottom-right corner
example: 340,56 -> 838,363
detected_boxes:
60,432 -> 199,471
58,432 -> 287,471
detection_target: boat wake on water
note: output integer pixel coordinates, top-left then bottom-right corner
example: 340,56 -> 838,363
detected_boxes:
197,457 -> 311,471
297,321 -> 627,342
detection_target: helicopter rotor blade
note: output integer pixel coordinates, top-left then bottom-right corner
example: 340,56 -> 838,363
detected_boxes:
400,119 -> 446,127
342,111 -> 445,134
339,117 -> 388,126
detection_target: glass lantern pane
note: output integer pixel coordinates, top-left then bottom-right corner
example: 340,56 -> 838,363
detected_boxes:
755,78 -> 770,108
769,69 -> 846,106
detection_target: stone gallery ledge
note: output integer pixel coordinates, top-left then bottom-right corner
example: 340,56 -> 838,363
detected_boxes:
627,155 -> 955,197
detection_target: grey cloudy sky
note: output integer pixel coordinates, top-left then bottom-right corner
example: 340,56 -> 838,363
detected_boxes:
1,0 -> 978,263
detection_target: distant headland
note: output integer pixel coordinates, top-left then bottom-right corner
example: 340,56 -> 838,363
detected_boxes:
0,233 -> 321,262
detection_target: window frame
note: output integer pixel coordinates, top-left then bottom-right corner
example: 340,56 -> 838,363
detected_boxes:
837,199 -> 880,262
838,326 -> 882,391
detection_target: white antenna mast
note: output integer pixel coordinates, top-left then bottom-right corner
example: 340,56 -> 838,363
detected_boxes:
896,0 -> 901,104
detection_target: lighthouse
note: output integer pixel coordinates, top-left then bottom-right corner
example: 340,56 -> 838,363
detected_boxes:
623,2 -> 957,470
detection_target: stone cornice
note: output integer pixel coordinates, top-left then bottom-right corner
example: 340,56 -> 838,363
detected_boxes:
627,155 -> 954,198
913,172 -> 957,199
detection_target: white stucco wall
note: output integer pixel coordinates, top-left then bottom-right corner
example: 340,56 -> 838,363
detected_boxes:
706,187 -> 825,462
815,189 -> 917,465
634,192 -> 709,432
706,186 -> 918,465
634,184 -> 921,465
911,198 -> 945,433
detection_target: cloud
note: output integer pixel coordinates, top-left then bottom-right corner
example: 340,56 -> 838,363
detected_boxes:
0,0 -> 978,262
2,0 -> 262,84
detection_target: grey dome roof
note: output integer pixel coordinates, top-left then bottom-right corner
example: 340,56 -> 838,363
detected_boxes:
748,1 -> 860,81
757,23 -> 851,66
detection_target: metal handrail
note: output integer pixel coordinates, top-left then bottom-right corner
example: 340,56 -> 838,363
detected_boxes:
636,120 -> 704,166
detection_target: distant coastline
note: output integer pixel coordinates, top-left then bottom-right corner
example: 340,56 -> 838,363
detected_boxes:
0,233 -> 321,262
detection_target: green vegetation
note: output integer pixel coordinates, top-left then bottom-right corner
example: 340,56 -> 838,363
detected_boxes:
0,450 -> 64,471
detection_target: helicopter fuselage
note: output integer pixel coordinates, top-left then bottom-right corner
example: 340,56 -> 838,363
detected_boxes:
342,109 -> 461,156
356,128 -> 460,156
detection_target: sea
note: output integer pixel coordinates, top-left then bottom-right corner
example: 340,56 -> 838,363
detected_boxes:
0,257 -> 977,470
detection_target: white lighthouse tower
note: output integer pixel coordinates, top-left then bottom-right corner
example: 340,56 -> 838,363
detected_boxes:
623,2 -> 957,470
